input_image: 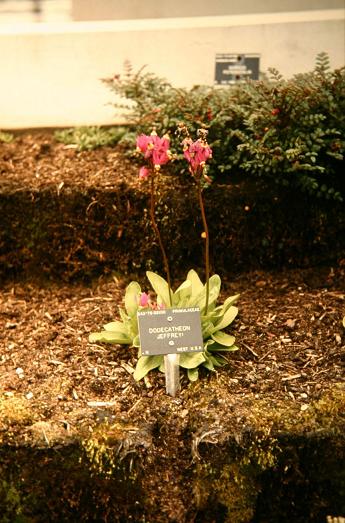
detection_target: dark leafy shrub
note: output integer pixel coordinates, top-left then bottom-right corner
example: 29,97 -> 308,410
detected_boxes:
103,54 -> 345,200
232,52 -> 345,201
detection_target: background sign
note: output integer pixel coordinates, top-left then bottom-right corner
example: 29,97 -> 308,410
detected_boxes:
215,54 -> 260,85
137,308 -> 204,356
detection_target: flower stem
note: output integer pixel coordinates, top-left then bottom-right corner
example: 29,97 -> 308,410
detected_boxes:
150,169 -> 173,306
197,176 -> 210,314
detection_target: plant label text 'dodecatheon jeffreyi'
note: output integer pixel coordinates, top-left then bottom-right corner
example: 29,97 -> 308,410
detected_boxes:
137,307 -> 203,356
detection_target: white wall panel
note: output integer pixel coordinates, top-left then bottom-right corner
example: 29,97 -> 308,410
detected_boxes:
1,10 -> 344,128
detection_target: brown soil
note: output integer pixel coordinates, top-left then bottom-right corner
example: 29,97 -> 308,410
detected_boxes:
0,131 -> 344,435
1,265 -> 344,434
0,131 -> 344,521
0,130 -> 138,191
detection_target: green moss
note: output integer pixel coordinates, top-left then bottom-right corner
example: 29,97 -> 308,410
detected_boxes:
0,480 -> 23,523
81,421 -> 141,480
245,387 -> 345,435
0,444 -> 144,521
0,131 -> 14,144
0,396 -> 35,441
195,462 -> 257,523
194,434 -> 282,523
190,386 -> 345,522
0,474 -> 39,523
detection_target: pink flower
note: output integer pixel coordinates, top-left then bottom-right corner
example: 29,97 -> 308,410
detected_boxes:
136,134 -> 152,156
139,166 -> 150,180
183,138 -> 212,174
139,292 -> 150,307
152,135 -> 171,167
136,131 -> 171,168
138,292 -> 166,310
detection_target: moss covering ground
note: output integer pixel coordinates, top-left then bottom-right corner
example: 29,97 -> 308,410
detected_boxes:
0,387 -> 344,522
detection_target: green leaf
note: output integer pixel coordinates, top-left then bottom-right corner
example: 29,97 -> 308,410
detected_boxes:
187,367 -> 199,381
89,330 -> 131,345
205,353 -> 227,367
132,334 -> 140,347
173,280 -> 192,306
202,356 -> 215,371
179,351 -> 206,369
133,355 -> 163,381
203,308 -> 224,326
208,353 -> 226,368
207,274 -> 222,309
222,294 -> 240,310
189,288 -> 207,309
119,307 -> 128,323
201,281 -> 219,312
204,339 -> 216,350
125,281 -> 141,317
211,331 -> 236,347
212,306 -> 238,332
146,271 -> 171,307
190,274 -> 221,311
128,320 -> 139,339
208,342 -> 239,352
201,320 -> 214,340
186,269 -> 204,297
103,321 -> 129,334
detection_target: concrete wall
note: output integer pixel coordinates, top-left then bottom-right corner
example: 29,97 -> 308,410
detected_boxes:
72,0 -> 345,20
1,9 -> 344,129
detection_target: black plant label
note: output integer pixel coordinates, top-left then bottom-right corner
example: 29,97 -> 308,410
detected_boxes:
138,308 -> 203,356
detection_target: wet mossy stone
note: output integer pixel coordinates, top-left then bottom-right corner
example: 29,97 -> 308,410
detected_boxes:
0,389 -> 344,522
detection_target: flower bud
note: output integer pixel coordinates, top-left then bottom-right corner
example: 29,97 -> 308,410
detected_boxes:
139,293 -> 150,307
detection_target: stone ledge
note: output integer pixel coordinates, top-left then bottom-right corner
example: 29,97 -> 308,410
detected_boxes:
1,388 -> 344,522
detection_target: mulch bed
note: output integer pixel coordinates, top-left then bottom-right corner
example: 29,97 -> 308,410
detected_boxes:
1,263 -> 344,437
0,130 -> 136,190
0,131 -> 344,429
1,131 -> 345,283
0,130 -> 344,431
0,130 -> 344,521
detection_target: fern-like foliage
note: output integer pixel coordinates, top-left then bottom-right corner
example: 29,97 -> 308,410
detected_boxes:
103,54 -> 345,200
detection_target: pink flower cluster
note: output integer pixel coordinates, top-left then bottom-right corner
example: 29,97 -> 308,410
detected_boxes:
182,137 -> 212,175
136,127 -> 212,181
136,131 -> 172,179
138,292 -> 165,310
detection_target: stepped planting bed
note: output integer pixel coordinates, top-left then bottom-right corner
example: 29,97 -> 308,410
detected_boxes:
0,131 -> 344,522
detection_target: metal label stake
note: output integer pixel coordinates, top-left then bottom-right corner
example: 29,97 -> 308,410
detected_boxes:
164,353 -> 180,397
137,307 -> 203,397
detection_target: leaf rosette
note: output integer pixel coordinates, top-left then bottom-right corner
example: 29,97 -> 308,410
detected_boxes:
89,269 -> 239,382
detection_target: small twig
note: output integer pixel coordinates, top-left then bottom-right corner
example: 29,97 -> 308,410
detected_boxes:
281,374 -> 302,381
127,398 -> 142,414
243,343 -> 259,358
42,429 -> 50,447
